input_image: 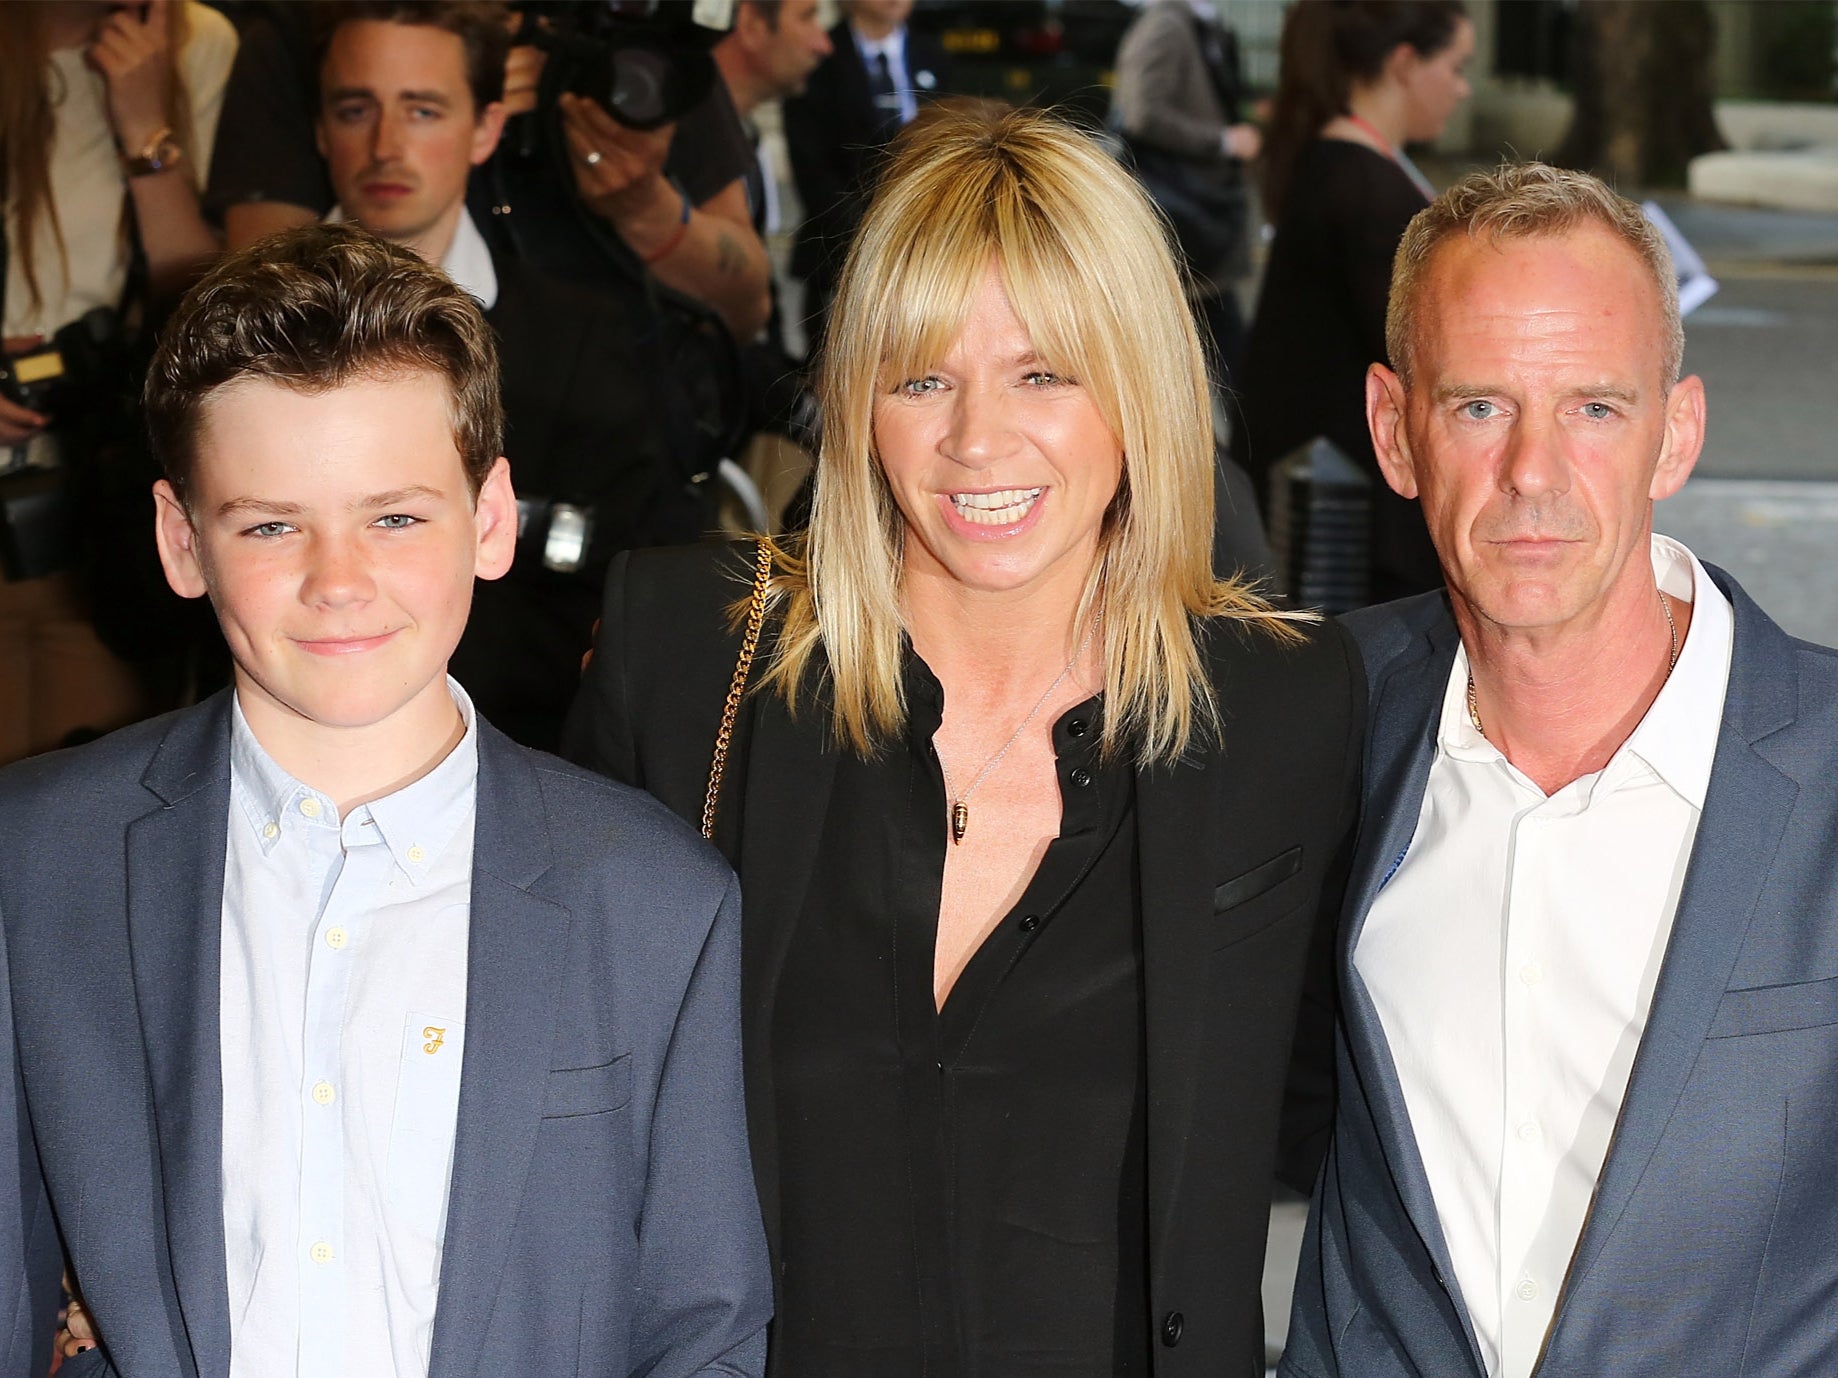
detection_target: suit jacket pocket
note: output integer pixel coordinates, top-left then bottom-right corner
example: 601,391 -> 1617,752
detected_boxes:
543,1053 -> 633,1119
1209,845 -> 1307,949
1710,975 -> 1838,1038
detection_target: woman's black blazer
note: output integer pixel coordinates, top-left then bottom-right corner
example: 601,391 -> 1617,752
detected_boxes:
562,542 -> 1365,1378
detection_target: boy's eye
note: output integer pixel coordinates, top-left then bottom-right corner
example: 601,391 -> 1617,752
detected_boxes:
245,521 -> 294,538
374,513 -> 421,530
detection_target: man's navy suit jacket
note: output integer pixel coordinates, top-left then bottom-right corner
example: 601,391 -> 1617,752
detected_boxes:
0,692 -> 771,1377
1284,567 -> 1838,1377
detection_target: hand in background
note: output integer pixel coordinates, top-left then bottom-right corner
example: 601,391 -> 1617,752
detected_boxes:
558,93 -> 677,226
89,0 -> 175,154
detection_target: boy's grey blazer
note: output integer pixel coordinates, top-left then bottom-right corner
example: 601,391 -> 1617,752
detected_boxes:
0,692 -> 771,1378
1284,566 -> 1838,1377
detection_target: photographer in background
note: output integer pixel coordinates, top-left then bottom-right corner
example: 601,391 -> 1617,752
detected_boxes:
210,0 -> 771,344
1,0 -> 235,766
315,0 -> 706,751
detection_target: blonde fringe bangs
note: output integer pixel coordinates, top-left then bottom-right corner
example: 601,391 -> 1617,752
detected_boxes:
758,106 -> 1310,765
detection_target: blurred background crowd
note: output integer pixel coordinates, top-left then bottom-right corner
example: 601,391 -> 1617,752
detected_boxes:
5,0 -> 1836,773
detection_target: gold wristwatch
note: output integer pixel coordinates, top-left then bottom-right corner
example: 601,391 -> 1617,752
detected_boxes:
122,125 -> 183,177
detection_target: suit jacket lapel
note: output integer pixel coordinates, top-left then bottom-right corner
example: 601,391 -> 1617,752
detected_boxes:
1559,581 -> 1798,1299
735,691 -> 838,1251
429,730 -> 570,1378
128,696 -> 235,1378
1338,612 -> 1488,1369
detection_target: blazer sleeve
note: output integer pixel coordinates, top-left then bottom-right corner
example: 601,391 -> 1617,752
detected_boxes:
626,875 -> 771,1377
0,898 -> 63,1378
1274,618 -> 1367,1195
1114,9 -> 1227,159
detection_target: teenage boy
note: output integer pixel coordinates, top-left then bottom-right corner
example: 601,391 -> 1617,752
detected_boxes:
0,224 -> 770,1378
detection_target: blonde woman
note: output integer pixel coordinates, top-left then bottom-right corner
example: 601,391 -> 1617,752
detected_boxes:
565,103 -> 1362,1377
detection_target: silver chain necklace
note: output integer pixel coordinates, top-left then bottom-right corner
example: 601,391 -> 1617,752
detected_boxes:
937,617 -> 1099,846
1467,589 -> 1679,736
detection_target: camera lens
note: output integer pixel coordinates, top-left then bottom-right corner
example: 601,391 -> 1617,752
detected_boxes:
609,48 -> 671,129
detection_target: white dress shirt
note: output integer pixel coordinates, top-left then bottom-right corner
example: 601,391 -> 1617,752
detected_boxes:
220,681 -> 478,1378
1354,536 -> 1734,1378
852,25 -> 919,126
324,205 -> 497,310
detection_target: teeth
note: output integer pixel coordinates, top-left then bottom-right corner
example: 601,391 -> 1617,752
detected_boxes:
951,487 -> 1043,525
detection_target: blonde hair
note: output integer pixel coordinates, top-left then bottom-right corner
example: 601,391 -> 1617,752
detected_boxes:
760,102 -> 1304,765
1387,161 -> 1684,388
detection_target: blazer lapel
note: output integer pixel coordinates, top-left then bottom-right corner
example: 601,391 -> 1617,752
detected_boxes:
1137,743 -> 1217,1277
128,696 -> 235,1378
429,731 -> 570,1378
1558,582 -> 1798,1299
734,691 -> 839,1248
1337,614 -> 1488,1368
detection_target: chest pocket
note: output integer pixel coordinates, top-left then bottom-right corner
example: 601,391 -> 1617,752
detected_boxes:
1710,975 -> 1838,1039
543,1053 -> 633,1119
1210,844 -> 1305,948
388,1010 -> 466,1240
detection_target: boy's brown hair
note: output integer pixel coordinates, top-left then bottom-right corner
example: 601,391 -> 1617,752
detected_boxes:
145,222 -> 503,508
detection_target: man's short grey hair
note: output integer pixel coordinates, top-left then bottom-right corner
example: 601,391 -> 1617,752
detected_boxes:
1386,161 -> 1684,389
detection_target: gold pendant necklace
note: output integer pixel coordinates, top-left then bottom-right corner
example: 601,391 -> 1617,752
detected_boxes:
937,617 -> 1098,845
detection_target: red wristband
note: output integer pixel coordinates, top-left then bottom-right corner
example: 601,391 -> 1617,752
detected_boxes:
641,187 -> 694,266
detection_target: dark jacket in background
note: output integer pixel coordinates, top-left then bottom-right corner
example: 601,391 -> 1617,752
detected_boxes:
782,20 -> 948,318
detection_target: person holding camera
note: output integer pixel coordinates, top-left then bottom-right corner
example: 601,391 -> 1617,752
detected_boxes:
210,0 -> 771,345
311,0 -> 709,753
1,0 -> 236,765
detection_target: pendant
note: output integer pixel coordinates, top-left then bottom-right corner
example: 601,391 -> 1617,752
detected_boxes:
951,800 -> 969,845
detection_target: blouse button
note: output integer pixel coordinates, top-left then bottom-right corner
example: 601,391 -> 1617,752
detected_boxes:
1067,718 -> 1089,738
1069,767 -> 1093,788
1019,914 -> 1040,933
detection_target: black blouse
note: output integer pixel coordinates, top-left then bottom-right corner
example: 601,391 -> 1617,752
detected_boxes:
769,656 -> 1147,1377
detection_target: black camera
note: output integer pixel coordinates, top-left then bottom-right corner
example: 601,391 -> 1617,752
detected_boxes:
521,0 -> 730,131
0,308 -> 119,430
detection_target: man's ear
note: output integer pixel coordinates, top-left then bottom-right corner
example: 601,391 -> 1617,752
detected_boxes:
471,100 -> 508,165
1650,373 -> 1706,502
152,480 -> 210,600
472,457 -> 517,581
1366,362 -> 1420,500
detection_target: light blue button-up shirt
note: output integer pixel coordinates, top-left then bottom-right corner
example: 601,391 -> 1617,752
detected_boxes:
220,681 -> 478,1378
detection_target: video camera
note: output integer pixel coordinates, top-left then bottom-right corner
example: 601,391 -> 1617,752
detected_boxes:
515,0 -> 732,131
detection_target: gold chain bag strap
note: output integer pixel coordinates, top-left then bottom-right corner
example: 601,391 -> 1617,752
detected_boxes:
701,539 -> 774,840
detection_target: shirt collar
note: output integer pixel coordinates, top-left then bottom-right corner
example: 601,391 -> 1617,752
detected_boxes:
853,24 -> 906,66
323,205 -> 497,311
1436,533 -> 1733,808
228,678 -> 481,883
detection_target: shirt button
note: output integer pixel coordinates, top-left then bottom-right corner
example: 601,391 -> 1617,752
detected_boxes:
325,927 -> 348,950
298,797 -> 321,819
1517,1278 -> 1539,1302
1160,1311 -> 1184,1347
261,821 -> 279,841
1069,767 -> 1093,788
1067,718 -> 1089,738
1019,914 -> 1040,933
309,1241 -> 335,1265
311,1081 -> 336,1106
1517,1120 -> 1542,1144
1520,962 -> 1544,986
407,844 -> 426,864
